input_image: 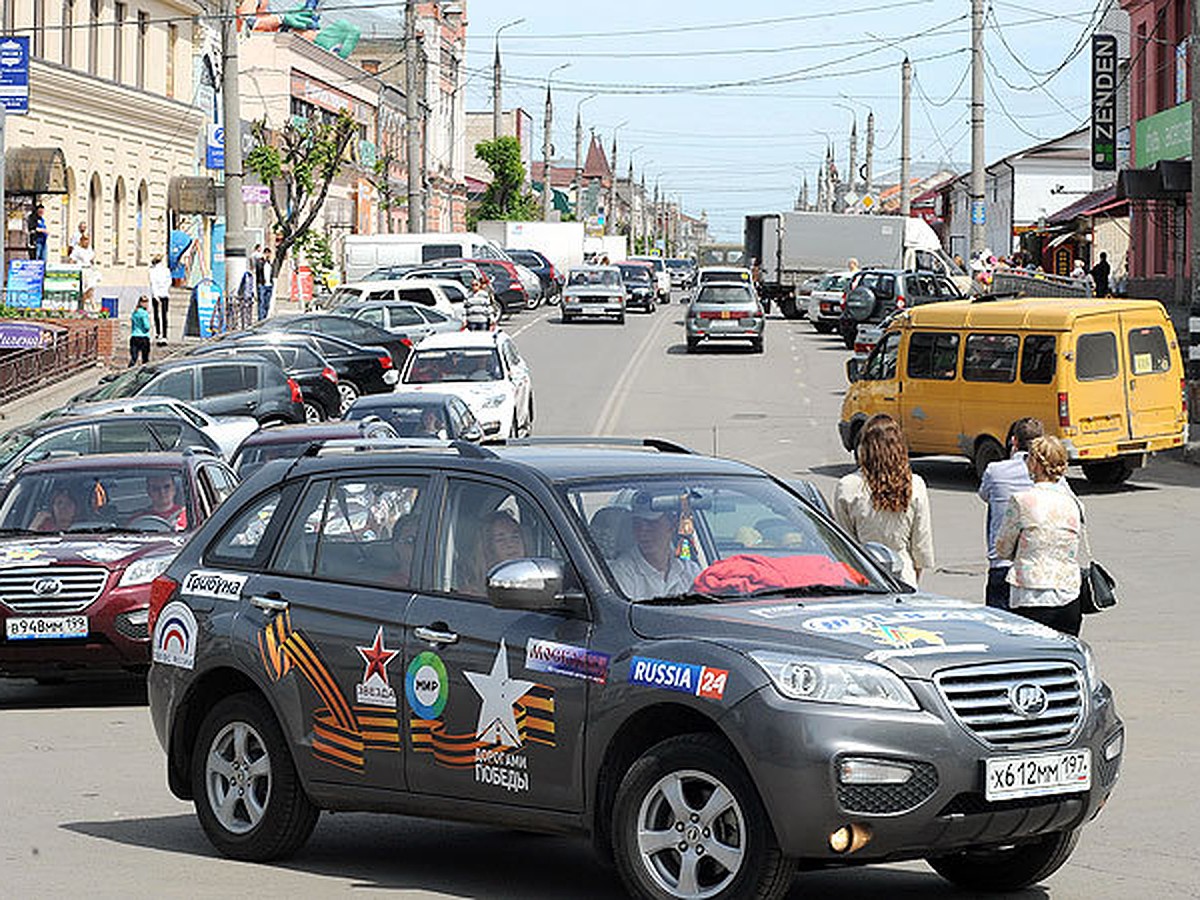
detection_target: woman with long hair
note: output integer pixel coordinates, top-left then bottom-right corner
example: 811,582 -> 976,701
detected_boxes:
833,414 -> 934,585
994,435 -> 1083,635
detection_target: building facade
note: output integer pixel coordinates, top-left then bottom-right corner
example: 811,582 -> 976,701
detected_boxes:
4,0 -> 204,296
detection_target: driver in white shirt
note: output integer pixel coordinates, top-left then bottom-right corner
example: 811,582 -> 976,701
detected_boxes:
609,493 -> 700,600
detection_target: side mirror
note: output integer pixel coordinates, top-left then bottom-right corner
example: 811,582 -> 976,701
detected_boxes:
487,558 -> 585,614
460,423 -> 484,443
862,541 -> 912,589
846,358 -> 862,383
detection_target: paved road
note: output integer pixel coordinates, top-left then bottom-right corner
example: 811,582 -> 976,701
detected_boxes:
2,297 -> 1198,899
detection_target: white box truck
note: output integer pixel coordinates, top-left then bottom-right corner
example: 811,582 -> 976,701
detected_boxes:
582,234 -> 628,264
476,220 -> 586,272
744,212 -> 969,318
342,232 -> 507,282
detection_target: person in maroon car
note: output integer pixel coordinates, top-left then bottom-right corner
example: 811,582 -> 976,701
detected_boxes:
30,488 -> 80,533
137,473 -> 187,530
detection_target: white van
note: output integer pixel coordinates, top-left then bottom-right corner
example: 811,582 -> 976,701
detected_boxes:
343,233 -> 509,282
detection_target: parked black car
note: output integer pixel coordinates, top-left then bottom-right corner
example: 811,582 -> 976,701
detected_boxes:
147,438 -> 1121,899
229,419 -> 398,479
189,343 -> 341,423
506,248 -> 562,301
253,314 -> 411,368
344,391 -> 483,442
217,332 -> 398,415
73,358 -> 305,425
0,412 -> 221,486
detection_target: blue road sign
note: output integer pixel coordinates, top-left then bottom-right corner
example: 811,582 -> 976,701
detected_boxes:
0,36 -> 30,115
206,123 -> 225,170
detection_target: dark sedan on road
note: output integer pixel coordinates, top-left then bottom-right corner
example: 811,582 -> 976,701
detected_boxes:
252,314 -> 412,368
617,261 -> 657,313
0,451 -> 238,680
188,342 -> 342,423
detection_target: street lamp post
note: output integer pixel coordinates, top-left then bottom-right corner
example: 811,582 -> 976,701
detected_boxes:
574,93 -> 597,223
492,17 -> 525,140
542,63 -> 570,221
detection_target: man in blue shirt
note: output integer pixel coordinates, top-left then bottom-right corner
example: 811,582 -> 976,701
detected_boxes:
978,417 -> 1043,610
27,205 -> 48,261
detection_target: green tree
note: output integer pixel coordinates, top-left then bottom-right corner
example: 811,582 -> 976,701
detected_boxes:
469,136 -> 537,228
245,109 -> 358,273
365,151 -> 404,233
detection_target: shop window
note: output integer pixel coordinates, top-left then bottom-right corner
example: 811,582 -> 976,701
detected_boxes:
135,181 -> 148,264
112,178 -> 126,264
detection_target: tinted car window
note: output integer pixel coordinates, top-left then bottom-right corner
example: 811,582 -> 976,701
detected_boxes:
695,286 -> 753,305
906,332 -> 959,380
201,364 -> 247,397
1020,334 -> 1057,384
396,288 -> 436,306
208,488 -> 282,564
148,368 -> 195,401
390,306 -> 426,326
356,307 -> 385,327
1076,332 -> 1118,381
99,422 -> 155,454
963,334 -> 1019,383
422,244 -> 460,262
32,426 -> 91,460
1128,325 -> 1171,375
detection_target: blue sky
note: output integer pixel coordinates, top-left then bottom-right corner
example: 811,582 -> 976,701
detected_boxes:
351,0 -> 1108,240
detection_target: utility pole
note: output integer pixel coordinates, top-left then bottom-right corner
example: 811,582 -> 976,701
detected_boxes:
405,0 -> 423,232
1191,1 -> 1200,380
492,43 -> 502,141
627,159 -> 635,248
221,0 -> 247,307
865,110 -> 875,198
970,0 -> 986,257
900,57 -> 912,218
574,108 -> 583,221
848,118 -> 858,196
542,83 -> 553,221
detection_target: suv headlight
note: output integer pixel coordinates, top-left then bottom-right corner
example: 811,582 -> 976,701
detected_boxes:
749,651 -> 919,711
118,555 -> 175,588
1079,640 -> 1104,694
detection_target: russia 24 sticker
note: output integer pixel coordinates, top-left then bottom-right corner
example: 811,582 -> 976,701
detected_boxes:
153,601 -> 198,670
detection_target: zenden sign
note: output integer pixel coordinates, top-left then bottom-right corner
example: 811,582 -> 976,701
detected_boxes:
1091,34 -> 1117,172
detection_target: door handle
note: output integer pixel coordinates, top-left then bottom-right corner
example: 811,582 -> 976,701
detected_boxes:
414,625 -> 459,645
249,594 -> 289,613
883,396 -> 897,402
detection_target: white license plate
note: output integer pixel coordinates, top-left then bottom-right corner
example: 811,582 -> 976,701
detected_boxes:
984,749 -> 1091,801
5,615 -> 89,641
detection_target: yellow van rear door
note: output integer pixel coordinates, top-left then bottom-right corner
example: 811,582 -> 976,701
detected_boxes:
1121,311 -> 1182,440
1069,316 -> 1127,445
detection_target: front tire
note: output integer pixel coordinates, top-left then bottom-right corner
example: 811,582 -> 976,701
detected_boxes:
191,693 -> 318,861
927,829 -> 1080,892
612,734 -> 794,900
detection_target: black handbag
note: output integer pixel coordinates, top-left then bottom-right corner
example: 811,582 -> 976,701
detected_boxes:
1075,498 -> 1117,615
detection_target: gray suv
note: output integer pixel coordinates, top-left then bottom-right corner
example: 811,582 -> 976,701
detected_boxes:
147,438 -> 1121,899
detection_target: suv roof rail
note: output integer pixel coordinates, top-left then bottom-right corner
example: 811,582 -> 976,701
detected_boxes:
500,436 -> 695,455
301,437 -> 499,460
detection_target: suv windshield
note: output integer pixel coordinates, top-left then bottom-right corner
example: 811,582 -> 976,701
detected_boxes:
0,466 -> 193,534
563,476 -> 886,602
405,348 -> 503,384
695,285 -> 754,305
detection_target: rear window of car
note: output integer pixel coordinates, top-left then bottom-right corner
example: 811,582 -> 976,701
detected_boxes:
618,265 -> 651,281
1076,331 -> 1118,381
696,285 -> 754,305
906,332 -> 959,380
422,244 -> 462,262
1020,334 -> 1057,384
508,251 -> 540,266
396,288 -> 436,306
818,274 -> 849,291
1128,325 -> 1171,375
963,333 -> 1019,383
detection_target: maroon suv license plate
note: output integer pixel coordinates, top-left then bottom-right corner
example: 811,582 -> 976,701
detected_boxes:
5,616 -> 89,640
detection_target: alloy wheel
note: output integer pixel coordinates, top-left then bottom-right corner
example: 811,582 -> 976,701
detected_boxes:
206,721 -> 272,836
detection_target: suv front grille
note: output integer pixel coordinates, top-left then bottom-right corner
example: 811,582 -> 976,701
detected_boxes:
935,661 -> 1084,750
0,566 -> 110,613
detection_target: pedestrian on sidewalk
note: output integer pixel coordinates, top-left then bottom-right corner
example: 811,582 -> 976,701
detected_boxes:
129,296 -> 152,367
978,417 -> 1046,609
148,254 -> 172,345
256,248 -> 274,321
27,204 -> 49,261
994,436 -> 1083,636
70,234 -> 99,310
464,278 -> 495,331
1091,251 -> 1111,297
833,413 -> 934,586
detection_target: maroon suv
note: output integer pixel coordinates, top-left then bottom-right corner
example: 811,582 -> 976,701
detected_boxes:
0,452 -> 238,679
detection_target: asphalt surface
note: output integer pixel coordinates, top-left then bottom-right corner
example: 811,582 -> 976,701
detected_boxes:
1,294 -> 1198,899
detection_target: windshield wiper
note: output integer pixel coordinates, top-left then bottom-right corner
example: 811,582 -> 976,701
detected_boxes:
62,524 -> 140,535
0,527 -> 44,536
742,584 -> 891,599
636,591 -> 726,606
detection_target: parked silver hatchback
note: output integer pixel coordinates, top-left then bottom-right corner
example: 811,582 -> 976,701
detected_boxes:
686,282 -> 765,353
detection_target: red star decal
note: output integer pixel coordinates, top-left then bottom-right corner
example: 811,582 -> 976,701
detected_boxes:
356,627 -> 399,685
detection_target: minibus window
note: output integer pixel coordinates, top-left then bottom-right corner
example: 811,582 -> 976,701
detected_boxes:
907,332 -> 959,380
1020,335 -> 1057,384
1128,326 -> 1171,375
863,333 -> 900,381
963,334 -> 1018,383
1076,332 -> 1118,381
